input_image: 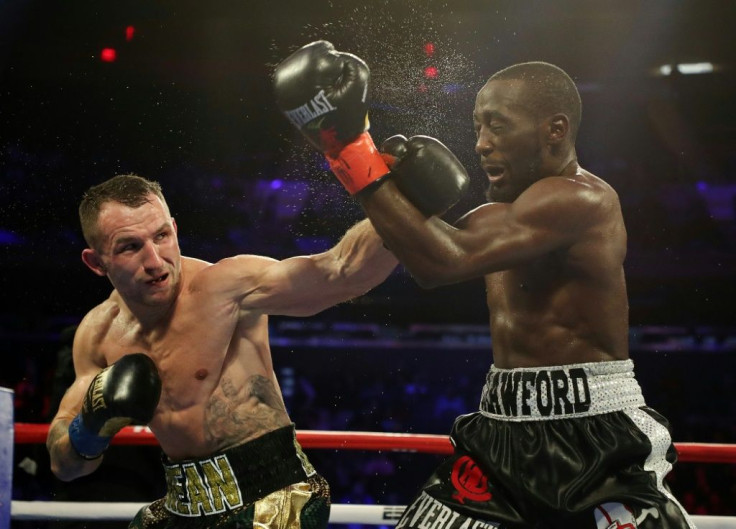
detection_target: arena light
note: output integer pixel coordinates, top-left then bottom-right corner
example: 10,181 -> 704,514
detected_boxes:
677,62 -> 714,74
100,48 -> 117,63
424,65 -> 438,79
657,62 -> 714,76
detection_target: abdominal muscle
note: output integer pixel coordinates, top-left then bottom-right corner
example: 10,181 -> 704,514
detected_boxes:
485,272 -> 628,368
150,377 -> 291,461
149,366 -> 291,461
143,316 -> 291,462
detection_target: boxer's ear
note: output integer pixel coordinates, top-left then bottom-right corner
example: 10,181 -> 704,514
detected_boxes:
82,249 -> 107,276
547,113 -> 569,144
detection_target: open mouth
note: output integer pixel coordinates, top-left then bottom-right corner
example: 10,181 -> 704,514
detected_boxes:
148,274 -> 168,285
485,165 -> 506,183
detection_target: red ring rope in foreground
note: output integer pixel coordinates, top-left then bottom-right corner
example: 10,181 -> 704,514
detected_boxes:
13,423 -> 736,463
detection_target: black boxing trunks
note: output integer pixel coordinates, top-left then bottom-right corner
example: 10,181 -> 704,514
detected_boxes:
396,360 -> 697,529
129,424 -> 330,529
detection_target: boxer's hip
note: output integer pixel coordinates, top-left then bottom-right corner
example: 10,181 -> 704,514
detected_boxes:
478,359 -> 645,421
130,424 -> 330,528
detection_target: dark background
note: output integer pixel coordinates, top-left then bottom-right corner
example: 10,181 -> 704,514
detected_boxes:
2,0 -> 736,523
2,0 -> 735,326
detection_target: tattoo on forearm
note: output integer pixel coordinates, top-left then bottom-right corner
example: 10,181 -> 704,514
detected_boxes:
47,421 -> 68,455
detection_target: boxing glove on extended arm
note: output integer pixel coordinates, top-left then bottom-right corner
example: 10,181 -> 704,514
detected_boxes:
379,134 -> 470,217
68,353 -> 161,460
273,40 -> 390,194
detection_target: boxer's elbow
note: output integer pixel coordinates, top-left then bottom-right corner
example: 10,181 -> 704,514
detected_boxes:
406,260 -> 463,289
51,455 -> 100,482
51,461 -> 77,482
412,273 -> 441,289
411,271 -> 450,290
394,243 -> 470,289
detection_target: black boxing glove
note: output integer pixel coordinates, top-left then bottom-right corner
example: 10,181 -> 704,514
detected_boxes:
68,353 -> 161,460
380,134 -> 470,216
273,40 -> 390,195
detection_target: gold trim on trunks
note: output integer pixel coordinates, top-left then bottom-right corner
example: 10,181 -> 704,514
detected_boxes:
254,481 -> 313,528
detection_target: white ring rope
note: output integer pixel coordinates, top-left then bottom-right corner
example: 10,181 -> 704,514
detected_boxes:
10,501 -> 736,527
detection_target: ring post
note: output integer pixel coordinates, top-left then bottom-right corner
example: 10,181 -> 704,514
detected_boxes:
0,387 -> 13,529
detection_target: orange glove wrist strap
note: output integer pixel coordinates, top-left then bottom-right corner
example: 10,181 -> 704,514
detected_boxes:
327,132 -> 391,195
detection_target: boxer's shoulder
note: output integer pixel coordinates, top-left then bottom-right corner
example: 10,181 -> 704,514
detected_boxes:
188,253 -> 277,295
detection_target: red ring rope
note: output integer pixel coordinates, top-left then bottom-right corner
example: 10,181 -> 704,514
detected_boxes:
14,423 -> 736,463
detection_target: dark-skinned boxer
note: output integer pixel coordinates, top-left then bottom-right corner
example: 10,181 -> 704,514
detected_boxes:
274,41 -> 696,528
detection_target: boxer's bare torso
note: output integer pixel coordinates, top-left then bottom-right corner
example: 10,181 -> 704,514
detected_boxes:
480,169 -> 630,368
75,257 -> 290,461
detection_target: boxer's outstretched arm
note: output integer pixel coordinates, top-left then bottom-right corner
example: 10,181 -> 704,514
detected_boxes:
207,219 -> 397,317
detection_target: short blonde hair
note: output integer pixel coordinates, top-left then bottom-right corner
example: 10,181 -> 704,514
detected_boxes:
79,174 -> 166,249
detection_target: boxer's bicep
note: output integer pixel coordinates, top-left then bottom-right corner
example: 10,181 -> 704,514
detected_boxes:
209,254 -> 348,316
51,314 -> 106,425
456,178 -> 600,274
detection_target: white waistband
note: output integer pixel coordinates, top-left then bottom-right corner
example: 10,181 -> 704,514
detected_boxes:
479,359 -> 645,421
